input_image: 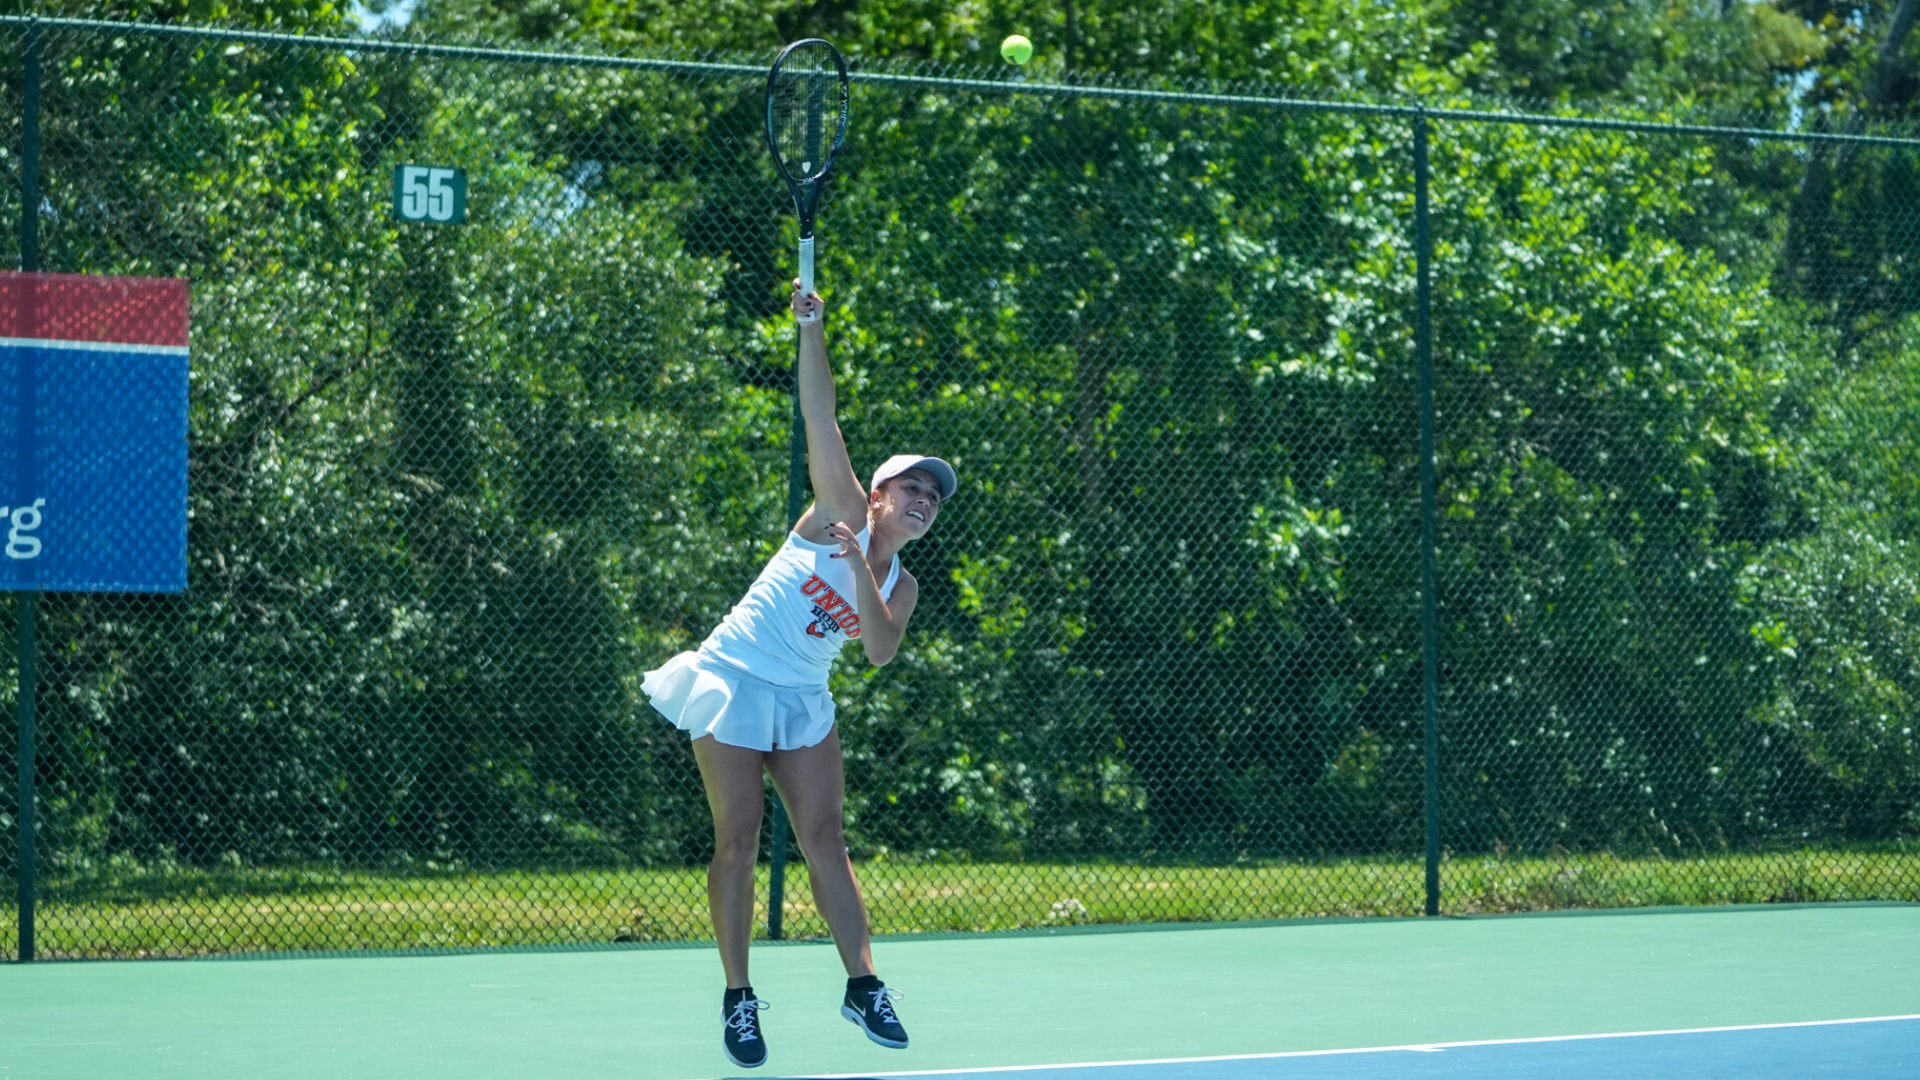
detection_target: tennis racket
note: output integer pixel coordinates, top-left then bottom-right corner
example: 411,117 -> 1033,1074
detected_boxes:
764,38 -> 849,324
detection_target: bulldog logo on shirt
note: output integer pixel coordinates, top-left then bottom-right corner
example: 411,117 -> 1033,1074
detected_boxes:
800,574 -> 862,639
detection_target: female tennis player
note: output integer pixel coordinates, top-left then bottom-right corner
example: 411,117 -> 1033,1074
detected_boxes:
642,281 -> 955,1069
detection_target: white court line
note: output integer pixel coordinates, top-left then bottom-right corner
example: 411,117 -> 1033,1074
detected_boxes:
777,1013 -> 1920,1080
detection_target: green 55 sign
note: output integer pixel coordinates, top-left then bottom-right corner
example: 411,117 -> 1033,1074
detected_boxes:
392,165 -> 468,224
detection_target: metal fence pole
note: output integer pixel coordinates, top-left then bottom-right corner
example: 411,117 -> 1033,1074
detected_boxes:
13,595 -> 35,963
13,15 -> 43,963
19,15 -> 37,273
766,389 -> 808,941
1413,109 -> 1442,918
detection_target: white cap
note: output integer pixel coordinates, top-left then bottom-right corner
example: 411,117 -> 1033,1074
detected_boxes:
870,454 -> 958,501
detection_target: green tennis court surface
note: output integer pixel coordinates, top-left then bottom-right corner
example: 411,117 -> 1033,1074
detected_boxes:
2,904 -> 1914,1079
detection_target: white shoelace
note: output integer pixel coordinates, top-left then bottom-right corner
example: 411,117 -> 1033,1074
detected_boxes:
865,987 -> 903,1025
726,996 -> 770,1042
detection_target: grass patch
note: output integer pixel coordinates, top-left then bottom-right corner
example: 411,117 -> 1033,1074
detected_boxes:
2,849 -> 1913,959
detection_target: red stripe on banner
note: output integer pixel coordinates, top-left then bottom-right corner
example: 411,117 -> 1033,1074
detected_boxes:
0,271 -> 190,348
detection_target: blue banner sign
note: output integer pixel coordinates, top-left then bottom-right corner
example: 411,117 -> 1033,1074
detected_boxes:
0,272 -> 188,593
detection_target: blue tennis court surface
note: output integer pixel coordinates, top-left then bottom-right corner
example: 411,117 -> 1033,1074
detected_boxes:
835,1017 -> 1917,1080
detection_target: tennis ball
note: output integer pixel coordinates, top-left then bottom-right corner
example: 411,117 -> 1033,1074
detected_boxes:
1001,34 -> 1033,65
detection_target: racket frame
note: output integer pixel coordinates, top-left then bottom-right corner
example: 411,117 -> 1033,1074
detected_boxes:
764,38 -> 849,323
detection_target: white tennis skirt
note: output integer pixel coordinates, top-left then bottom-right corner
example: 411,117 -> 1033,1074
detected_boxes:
641,651 -> 836,751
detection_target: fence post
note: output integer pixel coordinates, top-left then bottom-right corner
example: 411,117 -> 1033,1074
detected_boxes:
13,15 -> 42,964
12,595 -> 34,963
1413,109 -> 1442,918
766,388 -> 808,941
19,15 -> 37,273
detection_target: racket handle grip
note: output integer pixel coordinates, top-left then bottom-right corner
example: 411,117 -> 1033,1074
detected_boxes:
796,237 -> 819,324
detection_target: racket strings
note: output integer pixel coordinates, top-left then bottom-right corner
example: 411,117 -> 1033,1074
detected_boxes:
769,44 -> 845,181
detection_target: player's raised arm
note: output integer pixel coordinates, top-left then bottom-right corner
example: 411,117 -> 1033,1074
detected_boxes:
791,284 -> 868,533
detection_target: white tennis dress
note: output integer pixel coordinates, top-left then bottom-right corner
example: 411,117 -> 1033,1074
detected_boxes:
643,527 -> 901,750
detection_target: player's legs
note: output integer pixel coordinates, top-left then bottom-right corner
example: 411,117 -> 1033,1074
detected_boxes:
692,734 -> 770,989
767,729 -> 909,1049
765,729 -> 872,977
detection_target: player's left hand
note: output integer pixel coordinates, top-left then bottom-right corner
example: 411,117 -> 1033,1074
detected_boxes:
823,520 -> 865,566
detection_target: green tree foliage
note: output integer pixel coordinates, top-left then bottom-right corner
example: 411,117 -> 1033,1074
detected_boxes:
5,24 -> 773,872
1,4 -> 1917,891
811,92 -> 1432,858
401,0 -> 1844,114
0,1 -> 347,29
1428,127 -> 1834,852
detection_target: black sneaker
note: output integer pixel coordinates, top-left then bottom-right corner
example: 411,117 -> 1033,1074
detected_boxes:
841,977 -> 909,1049
722,988 -> 770,1069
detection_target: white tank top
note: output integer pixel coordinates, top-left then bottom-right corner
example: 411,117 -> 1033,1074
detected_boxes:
698,527 -> 902,689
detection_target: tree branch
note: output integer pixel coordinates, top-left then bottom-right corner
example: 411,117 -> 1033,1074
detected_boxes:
1867,0 -> 1920,109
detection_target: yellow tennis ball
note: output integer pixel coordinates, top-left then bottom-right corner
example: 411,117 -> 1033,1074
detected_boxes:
1001,34 -> 1033,65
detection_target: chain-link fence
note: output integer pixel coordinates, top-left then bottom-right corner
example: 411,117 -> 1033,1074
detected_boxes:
1,16 -> 1916,960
